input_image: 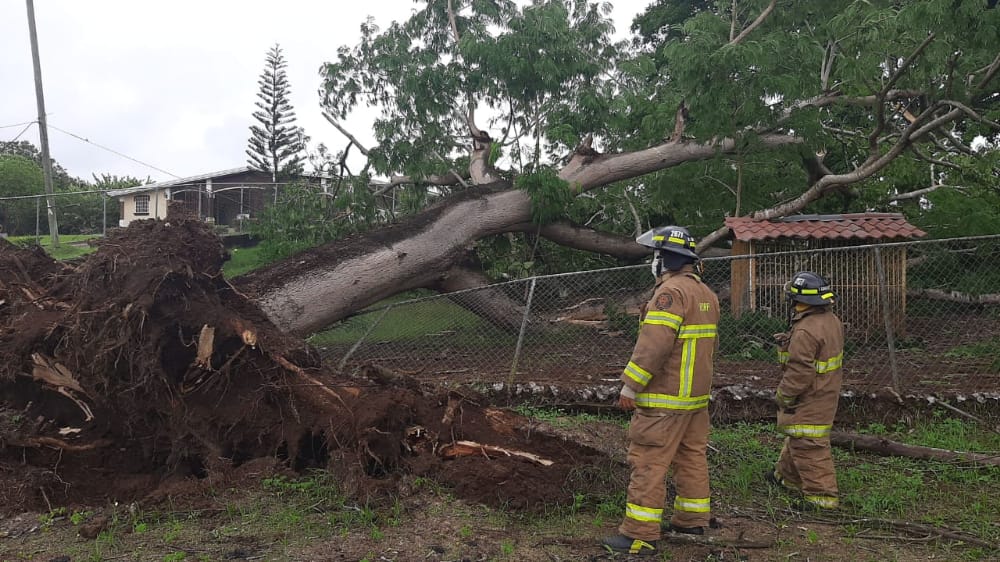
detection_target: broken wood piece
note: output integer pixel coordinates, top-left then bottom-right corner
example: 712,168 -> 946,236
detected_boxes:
662,532 -> 773,549
275,354 -> 360,404
56,387 -> 95,422
439,440 -> 554,466
831,431 -> 1000,466
2,436 -> 112,452
230,318 -> 257,347
32,354 -> 97,420
31,353 -> 91,397
194,324 -> 215,368
441,395 -> 462,425
484,407 -> 521,435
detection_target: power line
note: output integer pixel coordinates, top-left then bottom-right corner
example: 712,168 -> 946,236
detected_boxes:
0,119 -> 37,129
47,123 -> 181,179
1,122 -> 36,151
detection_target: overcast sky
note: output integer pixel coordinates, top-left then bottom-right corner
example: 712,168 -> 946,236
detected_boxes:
1,1 -> 651,184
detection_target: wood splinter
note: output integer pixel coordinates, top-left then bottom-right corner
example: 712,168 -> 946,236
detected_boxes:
439,440 -> 554,466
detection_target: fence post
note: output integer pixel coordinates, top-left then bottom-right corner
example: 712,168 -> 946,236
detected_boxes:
507,277 -> 537,395
873,246 -> 902,393
34,197 -> 40,244
102,192 -> 107,236
336,305 -> 393,371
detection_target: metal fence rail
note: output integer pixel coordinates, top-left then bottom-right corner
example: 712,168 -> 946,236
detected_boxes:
314,235 -> 1000,397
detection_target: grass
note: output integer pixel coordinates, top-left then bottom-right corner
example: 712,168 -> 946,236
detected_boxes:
308,292 -> 510,347
6,233 -> 101,260
944,338 -> 1000,372
222,244 -> 271,278
10,411 -> 998,561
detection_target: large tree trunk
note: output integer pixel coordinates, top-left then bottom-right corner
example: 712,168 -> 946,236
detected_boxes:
236,134 -> 801,335
237,184 -> 532,335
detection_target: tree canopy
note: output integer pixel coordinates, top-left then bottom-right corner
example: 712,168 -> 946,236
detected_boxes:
237,0 -> 999,334
318,0 -> 999,250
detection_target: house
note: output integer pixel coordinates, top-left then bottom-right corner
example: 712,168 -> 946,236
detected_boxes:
725,213 -> 926,339
107,167 -> 328,228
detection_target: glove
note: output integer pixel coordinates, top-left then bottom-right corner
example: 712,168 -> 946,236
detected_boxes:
775,390 -> 797,411
773,332 -> 790,346
618,385 -> 637,410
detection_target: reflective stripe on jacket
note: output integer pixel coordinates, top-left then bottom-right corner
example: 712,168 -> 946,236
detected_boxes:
776,307 -> 845,435
622,267 -> 720,412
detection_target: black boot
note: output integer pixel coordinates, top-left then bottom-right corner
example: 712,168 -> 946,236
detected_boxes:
601,534 -> 658,556
764,469 -> 783,487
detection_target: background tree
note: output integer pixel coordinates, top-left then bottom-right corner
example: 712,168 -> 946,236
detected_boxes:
246,43 -> 307,183
0,154 -> 44,235
237,0 -> 1000,336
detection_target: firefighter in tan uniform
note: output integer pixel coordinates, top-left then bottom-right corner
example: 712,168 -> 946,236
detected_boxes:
602,226 -> 720,557
768,271 -> 845,510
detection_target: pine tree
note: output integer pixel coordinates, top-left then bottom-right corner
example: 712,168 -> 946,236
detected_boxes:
246,44 -> 306,181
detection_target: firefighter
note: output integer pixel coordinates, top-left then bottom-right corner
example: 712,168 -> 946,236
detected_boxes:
768,271 -> 845,510
601,226 -> 720,557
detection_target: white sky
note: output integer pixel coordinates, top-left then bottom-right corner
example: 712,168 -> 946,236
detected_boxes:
0,1 -> 652,184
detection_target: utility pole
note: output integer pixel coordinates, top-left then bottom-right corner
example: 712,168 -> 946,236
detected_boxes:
25,0 -> 59,246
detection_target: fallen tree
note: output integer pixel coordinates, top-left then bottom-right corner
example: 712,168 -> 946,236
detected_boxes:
233,1 -> 999,335
0,219 -> 612,516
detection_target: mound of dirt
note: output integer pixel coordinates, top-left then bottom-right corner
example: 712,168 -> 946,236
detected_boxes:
0,216 -> 612,516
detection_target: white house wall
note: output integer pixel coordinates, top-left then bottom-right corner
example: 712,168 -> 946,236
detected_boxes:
119,189 -> 170,227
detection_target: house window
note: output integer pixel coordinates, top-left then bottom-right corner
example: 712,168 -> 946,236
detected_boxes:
135,194 -> 150,216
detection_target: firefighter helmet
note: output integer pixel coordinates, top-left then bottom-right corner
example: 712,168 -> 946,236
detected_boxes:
785,271 -> 836,306
635,226 -> 699,260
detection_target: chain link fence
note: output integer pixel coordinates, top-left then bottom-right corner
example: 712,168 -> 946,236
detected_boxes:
312,235 -> 1000,398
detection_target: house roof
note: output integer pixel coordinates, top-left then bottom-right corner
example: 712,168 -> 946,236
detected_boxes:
725,213 -> 927,242
107,166 -> 330,198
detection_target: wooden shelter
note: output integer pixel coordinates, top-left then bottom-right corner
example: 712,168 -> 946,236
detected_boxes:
725,213 -> 926,339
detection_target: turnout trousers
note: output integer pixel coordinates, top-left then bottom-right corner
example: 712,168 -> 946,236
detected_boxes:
775,436 -> 839,508
618,408 -> 711,541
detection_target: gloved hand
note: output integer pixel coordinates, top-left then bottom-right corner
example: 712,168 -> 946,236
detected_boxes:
619,385 -> 637,410
775,390 -> 797,411
773,332 -> 790,346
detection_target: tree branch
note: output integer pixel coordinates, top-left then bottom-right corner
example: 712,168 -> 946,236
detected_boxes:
509,221 -> 649,260
446,0 -> 461,44
370,171 -> 468,196
322,113 -> 371,156
974,51 -> 1000,91
622,189 -> 643,238
467,102 -> 499,184
699,105 -> 966,250
869,33 -> 936,150
669,100 -> 688,143
909,146 -> 962,171
941,100 -> 1000,131
728,0 -> 777,46
888,184 -> 965,202
559,133 -> 803,194
761,89 -> 923,134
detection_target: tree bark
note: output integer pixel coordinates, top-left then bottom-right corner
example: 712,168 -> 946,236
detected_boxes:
239,135 -> 800,335
830,431 -> 1000,466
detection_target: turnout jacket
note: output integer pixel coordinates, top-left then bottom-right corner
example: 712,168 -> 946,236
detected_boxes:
621,267 -> 720,413
776,306 -> 845,437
